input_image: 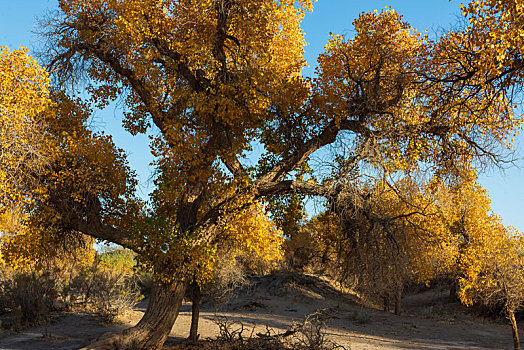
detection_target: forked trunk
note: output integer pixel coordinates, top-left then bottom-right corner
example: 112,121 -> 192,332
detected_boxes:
82,278 -> 188,350
188,281 -> 201,343
508,308 -> 521,350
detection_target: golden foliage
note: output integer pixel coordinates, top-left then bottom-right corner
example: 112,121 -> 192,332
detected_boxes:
0,46 -> 52,208
220,202 -> 284,272
54,0 -> 311,172
458,222 -> 524,312
314,8 -> 521,175
1,48 -> 138,267
132,200 -> 283,285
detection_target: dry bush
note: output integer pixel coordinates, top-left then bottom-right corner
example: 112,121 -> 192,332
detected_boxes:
282,310 -> 346,350
86,267 -> 143,323
0,257 -> 143,329
205,253 -> 251,304
214,315 -> 257,344
99,246 -> 153,296
0,268 -> 58,329
57,260 -> 143,323
169,311 -> 346,350
207,315 -> 284,350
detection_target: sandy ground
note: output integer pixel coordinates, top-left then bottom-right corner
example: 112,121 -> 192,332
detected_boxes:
0,273 -> 521,349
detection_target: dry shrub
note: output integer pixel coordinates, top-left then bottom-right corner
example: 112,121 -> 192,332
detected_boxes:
66,261 -> 142,322
170,311 -> 347,350
205,253 -> 251,304
85,266 -> 143,323
282,310 -> 347,350
214,315 -> 256,344
0,268 -> 58,329
0,257 -> 143,329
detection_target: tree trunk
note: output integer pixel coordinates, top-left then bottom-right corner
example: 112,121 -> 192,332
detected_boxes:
448,280 -> 459,303
82,278 -> 188,350
508,308 -> 521,350
188,281 -> 201,343
394,285 -> 402,316
383,292 -> 390,312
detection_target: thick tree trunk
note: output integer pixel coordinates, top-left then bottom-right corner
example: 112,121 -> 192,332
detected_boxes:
82,278 -> 188,350
188,281 -> 201,343
508,308 -> 521,350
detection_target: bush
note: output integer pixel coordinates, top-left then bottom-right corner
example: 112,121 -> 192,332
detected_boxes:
86,266 -> 143,323
0,268 -> 58,329
0,254 -> 143,329
169,311 -> 346,350
98,246 -> 152,297
205,253 -> 251,304
283,310 -> 346,350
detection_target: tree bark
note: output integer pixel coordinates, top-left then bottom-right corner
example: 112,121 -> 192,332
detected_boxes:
82,278 -> 188,350
508,308 -> 521,350
188,281 -> 201,343
448,280 -> 459,303
383,292 -> 390,312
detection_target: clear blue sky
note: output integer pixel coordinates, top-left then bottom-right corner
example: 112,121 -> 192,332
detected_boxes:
1,0 -> 523,230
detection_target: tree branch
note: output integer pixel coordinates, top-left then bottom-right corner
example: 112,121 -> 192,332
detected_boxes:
61,211 -> 135,251
255,180 -> 335,198
257,119 -> 370,184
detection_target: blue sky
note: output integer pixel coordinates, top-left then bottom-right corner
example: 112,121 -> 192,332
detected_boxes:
1,0 -> 523,230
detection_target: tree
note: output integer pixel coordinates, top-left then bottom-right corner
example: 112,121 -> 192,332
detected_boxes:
441,176 -> 495,301
7,0 -> 523,348
295,176 -> 464,315
459,224 -> 524,350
